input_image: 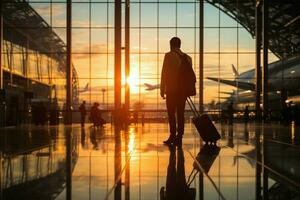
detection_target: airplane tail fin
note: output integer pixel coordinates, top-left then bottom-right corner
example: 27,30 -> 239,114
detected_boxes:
85,83 -> 90,90
232,64 -> 239,78
81,83 -> 89,92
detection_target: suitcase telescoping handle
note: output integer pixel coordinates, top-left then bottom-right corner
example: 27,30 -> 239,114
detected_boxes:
187,97 -> 201,118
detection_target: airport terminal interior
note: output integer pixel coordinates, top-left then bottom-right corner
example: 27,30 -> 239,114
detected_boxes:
0,0 -> 300,199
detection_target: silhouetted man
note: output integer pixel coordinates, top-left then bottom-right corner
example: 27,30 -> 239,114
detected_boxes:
160,37 -> 193,146
79,101 -> 87,127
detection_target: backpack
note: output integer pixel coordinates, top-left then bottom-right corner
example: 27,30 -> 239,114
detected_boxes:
176,52 -> 196,97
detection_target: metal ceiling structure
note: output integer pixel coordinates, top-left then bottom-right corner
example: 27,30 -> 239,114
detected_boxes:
3,0 -> 66,64
5,0 -> 300,61
207,0 -> 300,59
2,0 -> 79,102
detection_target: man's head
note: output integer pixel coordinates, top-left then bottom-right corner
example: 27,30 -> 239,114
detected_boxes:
170,37 -> 181,50
83,101 -> 86,104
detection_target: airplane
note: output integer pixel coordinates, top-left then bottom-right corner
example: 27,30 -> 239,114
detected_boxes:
138,54 -> 300,111
144,83 -> 160,91
79,83 -> 90,93
78,82 -> 161,94
207,54 -> 300,109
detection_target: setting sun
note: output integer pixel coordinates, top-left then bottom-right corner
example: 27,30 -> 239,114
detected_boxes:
126,75 -> 139,88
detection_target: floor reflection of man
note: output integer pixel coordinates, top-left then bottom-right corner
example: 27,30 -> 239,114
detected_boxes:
193,144 -> 221,200
160,146 -> 195,200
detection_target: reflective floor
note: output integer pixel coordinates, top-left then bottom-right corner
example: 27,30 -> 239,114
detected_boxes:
1,122 -> 300,200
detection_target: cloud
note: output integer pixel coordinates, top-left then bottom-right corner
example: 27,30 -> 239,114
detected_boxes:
33,4 -> 65,18
72,44 -> 110,59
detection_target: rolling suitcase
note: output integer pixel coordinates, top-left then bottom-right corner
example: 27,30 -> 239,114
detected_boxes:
187,97 -> 221,144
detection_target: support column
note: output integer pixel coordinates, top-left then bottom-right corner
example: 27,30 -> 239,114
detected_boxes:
115,0 -> 122,122
66,128 -> 72,200
0,1 -> 2,90
125,129 -> 130,200
199,172 -> 204,200
125,0 -> 130,112
114,126 -> 122,200
199,0 -> 204,113
262,130 -> 269,200
255,0 -> 262,121
66,0 -> 73,124
0,3 -> 5,127
0,152 -> 2,200
255,126 -> 262,200
262,0 -> 269,120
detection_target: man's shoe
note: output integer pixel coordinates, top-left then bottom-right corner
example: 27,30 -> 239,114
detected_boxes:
174,136 -> 183,146
163,136 -> 175,145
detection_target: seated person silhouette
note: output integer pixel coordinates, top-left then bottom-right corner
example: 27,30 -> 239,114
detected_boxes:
89,102 -> 106,128
160,146 -> 196,200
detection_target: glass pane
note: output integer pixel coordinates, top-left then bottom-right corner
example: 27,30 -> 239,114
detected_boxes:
141,29 -> 158,53
72,28 -> 90,53
159,4 -> 176,27
91,3 -> 108,27
72,3 -> 90,27
52,3 -> 67,27
178,3 -> 195,27
141,3 -> 158,27
220,28 -> 237,52
91,29 -> 108,53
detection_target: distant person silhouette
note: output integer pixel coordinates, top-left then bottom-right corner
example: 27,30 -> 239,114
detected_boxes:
227,125 -> 234,148
227,101 -> 234,125
294,105 -> 300,126
79,101 -> 87,127
90,102 -> 106,128
160,146 -> 195,200
281,102 -> 289,125
161,37 -> 195,146
33,102 -> 47,126
49,101 -> 59,125
220,109 -> 227,124
244,105 -> 250,124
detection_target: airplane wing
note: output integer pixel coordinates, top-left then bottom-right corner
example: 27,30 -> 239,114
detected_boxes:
207,77 -> 255,91
144,83 -> 160,91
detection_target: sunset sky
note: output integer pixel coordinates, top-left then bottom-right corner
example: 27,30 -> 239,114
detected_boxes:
31,1 -> 278,108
